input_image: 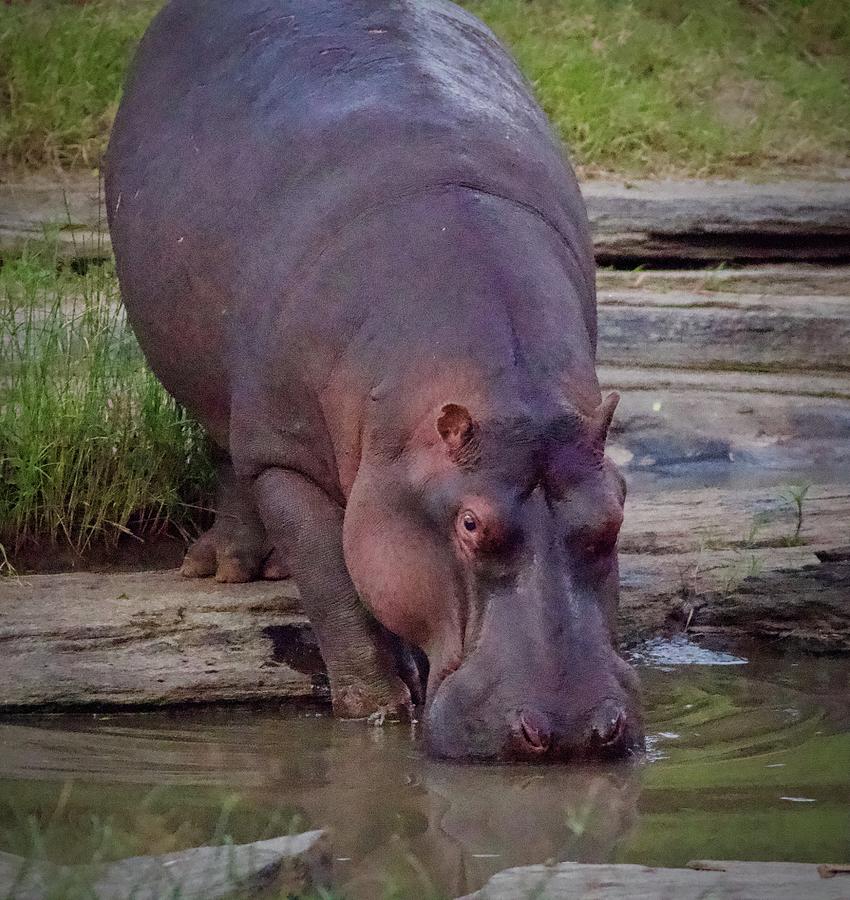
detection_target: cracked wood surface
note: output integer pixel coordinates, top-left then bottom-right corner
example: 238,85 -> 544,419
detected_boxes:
596,287 -> 850,372
0,572 -> 325,708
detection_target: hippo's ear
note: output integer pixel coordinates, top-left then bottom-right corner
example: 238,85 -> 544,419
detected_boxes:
591,391 -> 620,447
437,403 -> 477,462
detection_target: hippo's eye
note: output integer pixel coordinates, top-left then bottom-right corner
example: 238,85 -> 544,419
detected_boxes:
461,512 -> 479,533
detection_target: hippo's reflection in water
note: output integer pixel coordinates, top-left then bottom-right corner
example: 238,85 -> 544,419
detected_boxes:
260,730 -> 641,896
401,766 -> 640,897
0,708 -> 639,896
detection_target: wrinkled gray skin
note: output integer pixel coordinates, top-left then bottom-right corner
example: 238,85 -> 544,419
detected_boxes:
106,0 -> 644,761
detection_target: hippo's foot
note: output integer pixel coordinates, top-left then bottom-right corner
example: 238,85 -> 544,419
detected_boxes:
180,456 -> 290,582
330,673 -> 415,722
329,635 -> 423,721
180,528 -> 289,582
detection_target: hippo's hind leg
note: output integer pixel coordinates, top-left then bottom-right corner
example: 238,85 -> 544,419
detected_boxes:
181,454 -> 289,583
253,466 -> 415,720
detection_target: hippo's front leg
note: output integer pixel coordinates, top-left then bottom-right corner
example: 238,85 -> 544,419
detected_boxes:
253,467 -> 415,720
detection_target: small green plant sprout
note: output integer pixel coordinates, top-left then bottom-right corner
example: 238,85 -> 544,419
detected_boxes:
717,550 -> 764,601
743,511 -> 771,549
779,481 -> 812,546
693,510 -> 769,556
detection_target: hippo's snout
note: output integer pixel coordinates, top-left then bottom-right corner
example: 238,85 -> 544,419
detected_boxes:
425,655 -> 645,763
506,700 -> 638,762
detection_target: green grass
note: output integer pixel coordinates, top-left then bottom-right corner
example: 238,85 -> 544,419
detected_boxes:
1,0 -> 848,175
0,237 -> 214,563
0,0 -> 154,172
469,0 -> 850,175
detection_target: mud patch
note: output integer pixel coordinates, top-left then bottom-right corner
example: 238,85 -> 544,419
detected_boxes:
262,624 -> 326,677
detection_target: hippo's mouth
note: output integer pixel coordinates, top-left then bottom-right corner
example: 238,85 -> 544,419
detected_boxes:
421,648 -> 645,763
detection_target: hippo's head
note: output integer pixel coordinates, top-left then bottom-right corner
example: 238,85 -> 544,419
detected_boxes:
343,390 -> 643,762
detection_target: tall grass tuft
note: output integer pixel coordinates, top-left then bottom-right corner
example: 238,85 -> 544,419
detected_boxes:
0,0 -> 157,171
0,237 -> 214,562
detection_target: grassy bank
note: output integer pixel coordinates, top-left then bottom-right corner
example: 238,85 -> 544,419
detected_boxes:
0,0 -> 848,175
471,0 -> 850,175
0,239 -> 213,565
0,0 -> 153,173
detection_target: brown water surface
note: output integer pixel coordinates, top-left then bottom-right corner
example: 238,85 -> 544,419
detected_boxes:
1,642 -> 848,898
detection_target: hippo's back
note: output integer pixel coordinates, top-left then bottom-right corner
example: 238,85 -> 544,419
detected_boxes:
106,0 -> 592,441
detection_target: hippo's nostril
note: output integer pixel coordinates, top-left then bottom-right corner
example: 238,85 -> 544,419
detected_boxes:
520,717 -> 544,750
513,709 -> 551,755
587,701 -> 627,748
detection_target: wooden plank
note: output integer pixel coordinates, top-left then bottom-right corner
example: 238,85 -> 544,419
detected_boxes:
587,177 -> 850,234
0,174 -> 110,259
596,289 -> 850,371
0,831 -> 330,900
4,174 -> 850,263
621,484 -> 850,555
587,177 -> 850,263
598,365 -> 850,399
459,859 -> 850,899
597,264 -> 850,296
618,549 -> 850,653
0,571 -> 325,709
599,288 -> 850,312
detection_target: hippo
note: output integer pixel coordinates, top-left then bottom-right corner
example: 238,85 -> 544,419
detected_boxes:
105,0 -> 643,761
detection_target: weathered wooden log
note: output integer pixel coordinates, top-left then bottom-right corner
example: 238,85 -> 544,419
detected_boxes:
687,558 -> 850,650
618,549 -> 850,653
597,263 -> 850,296
1,482 -> 848,709
587,177 -> 850,263
596,288 -> 850,371
0,572 -> 326,708
4,174 -> 850,263
458,859 -> 850,899
616,483 -> 850,651
0,830 -> 330,900
0,175 -> 111,259
622,483 -> 850,555
599,365 -> 850,399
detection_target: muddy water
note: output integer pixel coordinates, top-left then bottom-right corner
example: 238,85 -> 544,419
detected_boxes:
1,644 -> 848,898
